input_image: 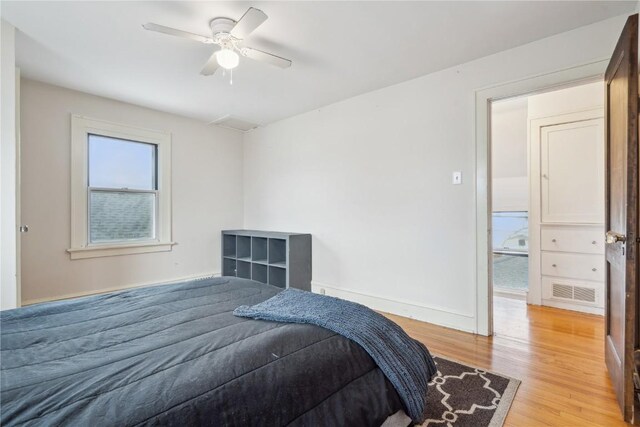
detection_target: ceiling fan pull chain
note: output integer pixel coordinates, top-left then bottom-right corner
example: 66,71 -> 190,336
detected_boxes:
230,68 -> 233,85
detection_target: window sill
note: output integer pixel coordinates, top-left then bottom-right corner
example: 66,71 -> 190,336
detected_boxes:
67,241 -> 176,260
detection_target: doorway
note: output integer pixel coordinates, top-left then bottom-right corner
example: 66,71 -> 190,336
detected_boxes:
474,59 -> 608,336
490,82 -> 605,318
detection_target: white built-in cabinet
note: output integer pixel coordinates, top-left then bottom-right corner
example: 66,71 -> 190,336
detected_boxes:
540,118 -> 605,224
529,108 -> 605,315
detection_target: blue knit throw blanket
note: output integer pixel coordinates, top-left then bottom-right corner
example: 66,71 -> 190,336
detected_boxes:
233,289 -> 437,423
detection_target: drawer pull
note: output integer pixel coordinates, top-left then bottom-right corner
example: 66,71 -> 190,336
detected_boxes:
551,239 -> 557,243
552,264 -> 557,267
592,241 -> 597,245
592,268 -> 597,272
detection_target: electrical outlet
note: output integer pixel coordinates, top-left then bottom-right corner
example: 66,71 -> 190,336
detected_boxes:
453,171 -> 462,185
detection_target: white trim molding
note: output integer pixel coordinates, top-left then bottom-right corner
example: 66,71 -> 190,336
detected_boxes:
1,21 -> 19,310
22,271 -> 221,306
493,288 -> 528,301
68,115 -> 173,259
67,241 -> 176,260
541,299 -> 604,316
312,281 -> 476,333
475,59 -> 608,336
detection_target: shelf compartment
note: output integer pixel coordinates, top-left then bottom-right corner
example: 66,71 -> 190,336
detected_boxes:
237,235 -> 251,259
269,261 -> 286,268
222,257 -> 236,277
252,263 -> 268,284
223,234 -> 236,258
252,237 -> 268,263
269,266 -> 286,289
268,238 -> 286,265
236,260 -> 251,279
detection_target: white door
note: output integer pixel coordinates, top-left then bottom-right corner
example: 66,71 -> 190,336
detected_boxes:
540,118 -> 605,224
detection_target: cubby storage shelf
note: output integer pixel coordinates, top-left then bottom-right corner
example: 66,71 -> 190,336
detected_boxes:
236,236 -> 251,259
269,265 -> 286,289
236,260 -> 251,280
269,261 -> 286,268
223,234 -> 236,258
221,230 -> 311,291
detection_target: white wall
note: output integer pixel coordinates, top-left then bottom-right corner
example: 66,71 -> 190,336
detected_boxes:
491,98 -> 528,212
1,19 -> 19,309
20,79 -> 244,304
243,15 -> 627,332
528,81 -> 604,119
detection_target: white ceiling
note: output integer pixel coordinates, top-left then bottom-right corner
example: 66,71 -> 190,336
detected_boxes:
2,1 -> 636,126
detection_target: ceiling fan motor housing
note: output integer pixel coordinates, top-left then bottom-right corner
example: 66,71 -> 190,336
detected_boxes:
209,17 -> 236,38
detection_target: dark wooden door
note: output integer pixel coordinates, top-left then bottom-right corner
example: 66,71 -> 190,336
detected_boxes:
605,13 -> 639,423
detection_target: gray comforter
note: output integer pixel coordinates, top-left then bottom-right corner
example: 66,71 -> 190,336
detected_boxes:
234,288 -> 436,423
1,277 -> 402,426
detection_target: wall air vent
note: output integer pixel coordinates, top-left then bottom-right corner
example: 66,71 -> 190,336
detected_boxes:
551,282 -> 596,303
573,286 -> 596,303
208,115 -> 258,132
552,283 -> 573,300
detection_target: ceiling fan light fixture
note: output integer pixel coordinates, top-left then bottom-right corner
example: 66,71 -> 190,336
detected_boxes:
215,48 -> 239,70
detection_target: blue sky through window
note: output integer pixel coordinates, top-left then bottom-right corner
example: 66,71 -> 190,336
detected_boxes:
88,134 -> 156,190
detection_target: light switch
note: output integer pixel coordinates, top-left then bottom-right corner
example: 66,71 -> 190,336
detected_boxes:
452,171 -> 462,185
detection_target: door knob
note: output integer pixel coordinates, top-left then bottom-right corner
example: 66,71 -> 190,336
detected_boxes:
606,231 -> 626,244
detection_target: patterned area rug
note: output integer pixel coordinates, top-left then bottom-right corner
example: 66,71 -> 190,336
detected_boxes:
421,356 -> 520,426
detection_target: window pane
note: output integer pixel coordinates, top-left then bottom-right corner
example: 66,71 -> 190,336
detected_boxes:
492,211 -> 528,253
89,191 -> 155,243
89,134 -> 156,190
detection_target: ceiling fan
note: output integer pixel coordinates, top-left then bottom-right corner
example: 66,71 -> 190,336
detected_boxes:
143,7 -> 292,77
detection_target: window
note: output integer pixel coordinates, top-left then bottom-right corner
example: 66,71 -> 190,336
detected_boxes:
492,211 -> 528,254
88,135 -> 157,244
68,116 -> 173,259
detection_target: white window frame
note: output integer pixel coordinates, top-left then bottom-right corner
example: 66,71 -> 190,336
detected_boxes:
67,115 -> 174,259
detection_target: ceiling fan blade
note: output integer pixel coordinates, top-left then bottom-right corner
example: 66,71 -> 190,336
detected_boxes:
143,23 -> 213,44
200,48 -> 221,75
242,47 -> 292,69
230,7 -> 268,39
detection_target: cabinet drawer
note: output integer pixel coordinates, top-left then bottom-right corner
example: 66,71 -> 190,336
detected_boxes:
541,252 -> 604,282
541,227 -> 604,254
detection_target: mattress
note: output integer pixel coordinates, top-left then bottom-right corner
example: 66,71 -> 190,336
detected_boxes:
1,277 -> 403,426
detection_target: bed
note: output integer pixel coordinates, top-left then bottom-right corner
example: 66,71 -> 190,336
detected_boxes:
1,277 -> 405,426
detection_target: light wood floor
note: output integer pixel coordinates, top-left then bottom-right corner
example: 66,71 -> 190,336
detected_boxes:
386,297 -> 629,426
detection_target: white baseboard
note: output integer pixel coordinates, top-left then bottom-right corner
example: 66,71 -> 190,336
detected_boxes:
21,271 -> 221,306
494,287 -> 528,301
312,281 -> 476,333
541,298 -> 604,316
